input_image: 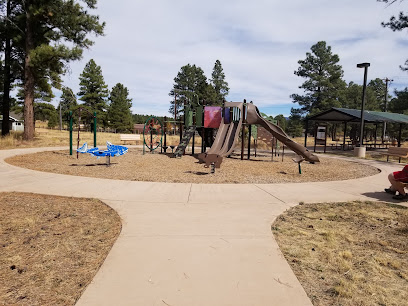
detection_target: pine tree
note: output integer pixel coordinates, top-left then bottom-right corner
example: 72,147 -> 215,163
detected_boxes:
290,41 -> 347,116
379,0 -> 408,70
389,88 -> 408,114
0,0 -> 105,140
168,64 -> 208,117
210,60 -> 229,104
58,87 -> 77,125
287,108 -> 304,137
78,59 -> 109,127
343,80 -> 385,111
107,83 -> 133,133
0,0 -> 23,135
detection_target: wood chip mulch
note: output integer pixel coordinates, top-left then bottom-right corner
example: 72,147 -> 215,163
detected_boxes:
5,149 -> 380,184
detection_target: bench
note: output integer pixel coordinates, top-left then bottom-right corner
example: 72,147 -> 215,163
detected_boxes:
382,147 -> 408,163
120,134 -> 141,144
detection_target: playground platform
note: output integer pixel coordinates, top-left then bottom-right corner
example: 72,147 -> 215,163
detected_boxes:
0,147 -> 406,306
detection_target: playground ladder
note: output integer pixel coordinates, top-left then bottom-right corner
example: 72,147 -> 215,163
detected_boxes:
173,125 -> 196,157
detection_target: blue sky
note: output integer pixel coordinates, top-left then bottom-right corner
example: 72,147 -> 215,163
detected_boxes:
59,0 -> 408,117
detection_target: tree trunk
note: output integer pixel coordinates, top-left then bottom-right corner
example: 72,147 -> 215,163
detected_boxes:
1,0 -> 11,136
23,3 -> 35,141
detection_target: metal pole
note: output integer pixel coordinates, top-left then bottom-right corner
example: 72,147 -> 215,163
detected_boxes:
59,104 -> 62,131
77,107 -> 81,159
241,100 -> 246,160
357,63 -> 370,147
383,78 -> 392,139
174,92 -> 177,135
247,124 -> 251,160
93,112 -> 97,147
69,111 -> 73,155
164,116 -> 167,153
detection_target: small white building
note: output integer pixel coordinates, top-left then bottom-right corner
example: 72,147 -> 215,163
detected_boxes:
0,111 -> 24,132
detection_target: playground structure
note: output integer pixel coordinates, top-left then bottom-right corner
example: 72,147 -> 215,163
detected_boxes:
197,101 -> 319,169
141,97 -> 319,174
77,141 -> 128,166
142,116 -> 163,154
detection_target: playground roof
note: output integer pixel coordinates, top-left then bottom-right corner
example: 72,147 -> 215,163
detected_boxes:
307,108 -> 408,124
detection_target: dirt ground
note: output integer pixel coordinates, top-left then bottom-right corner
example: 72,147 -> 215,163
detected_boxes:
272,201 -> 408,306
0,192 -> 121,306
5,149 -> 380,184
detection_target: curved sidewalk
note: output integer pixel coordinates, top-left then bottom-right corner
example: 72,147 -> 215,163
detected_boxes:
0,147 -> 404,306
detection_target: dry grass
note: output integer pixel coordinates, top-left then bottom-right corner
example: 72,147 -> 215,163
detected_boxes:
0,126 -> 121,150
5,149 -> 380,184
272,201 -> 408,306
0,192 -> 121,305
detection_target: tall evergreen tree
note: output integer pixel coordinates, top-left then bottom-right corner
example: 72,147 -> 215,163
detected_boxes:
343,79 -> 385,111
210,59 -> 229,104
287,108 -> 304,137
0,0 -> 105,140
368,78 -> 390,111
107,83 -> 133,133
168,64 -> 208,117
379,0 -> 408,70
0,0 -> 23,135
78,59 -> 108,127
290,41 -> 347,116
58,87 -> 77,125
389,87 -> 408,114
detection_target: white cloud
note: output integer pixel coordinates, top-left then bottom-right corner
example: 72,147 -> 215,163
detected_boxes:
58,0 -> 408,117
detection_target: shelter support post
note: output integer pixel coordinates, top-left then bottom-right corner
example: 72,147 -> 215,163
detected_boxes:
313,124 -> 317,153
343,121 -> 347,150
398,123 -> 402,147
374,124 -> 378,147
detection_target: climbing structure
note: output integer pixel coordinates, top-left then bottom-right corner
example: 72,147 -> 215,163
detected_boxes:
173,125 -> 197,157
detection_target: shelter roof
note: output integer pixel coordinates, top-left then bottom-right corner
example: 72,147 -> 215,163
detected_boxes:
308,108 -> 408,124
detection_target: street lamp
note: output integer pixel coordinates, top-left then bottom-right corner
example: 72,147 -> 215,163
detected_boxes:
357,62 -> 370,147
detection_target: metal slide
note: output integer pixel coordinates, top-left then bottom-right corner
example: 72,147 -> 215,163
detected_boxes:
198,102 -> 244,164
246,103 -> 319,163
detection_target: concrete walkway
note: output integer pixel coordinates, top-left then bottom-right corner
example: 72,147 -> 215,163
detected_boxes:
0,147 -> 405,306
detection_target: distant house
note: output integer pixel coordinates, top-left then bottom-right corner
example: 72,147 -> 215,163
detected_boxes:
133,124 -> 144,134
0,111 -> 24,132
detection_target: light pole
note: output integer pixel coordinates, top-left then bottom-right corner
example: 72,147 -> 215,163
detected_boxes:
357,63 -> 370,147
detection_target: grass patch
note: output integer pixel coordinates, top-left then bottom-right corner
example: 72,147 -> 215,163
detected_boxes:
0,192 -> 121,305
272,201 -> 408,306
